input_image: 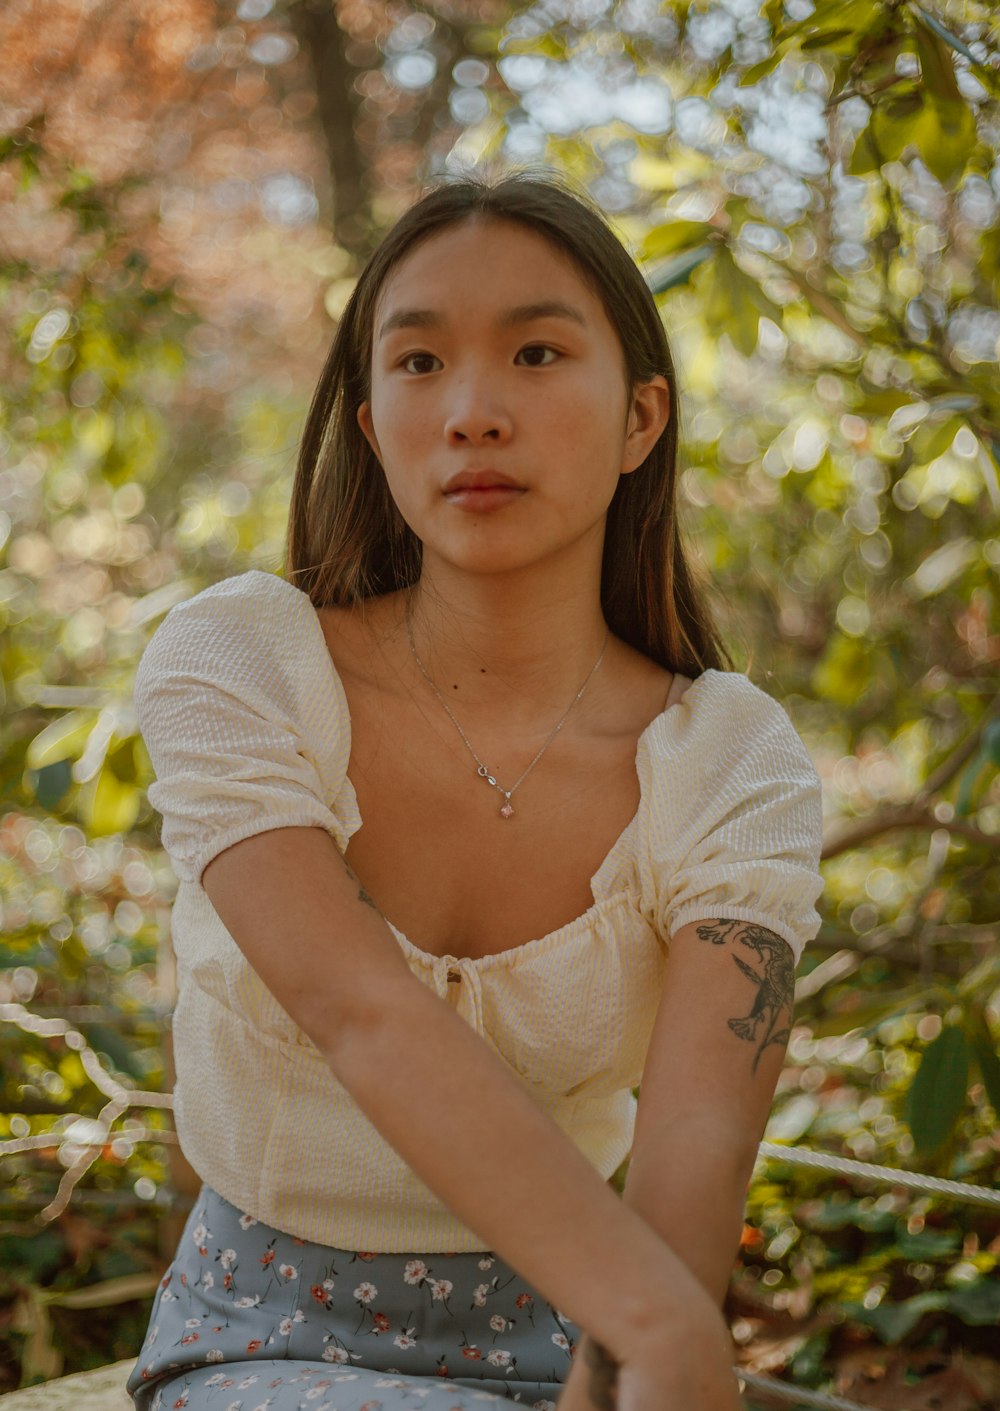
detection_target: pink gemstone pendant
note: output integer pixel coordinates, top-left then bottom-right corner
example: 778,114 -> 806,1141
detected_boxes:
499,801 -> 514,819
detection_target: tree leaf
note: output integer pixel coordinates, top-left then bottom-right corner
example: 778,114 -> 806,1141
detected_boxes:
983,719 -> 1000,768
801,28 -> 855,51
810,634 -> 874,706
638,220 -> 716,262
946,1279 -> 1000,1327
870,98 -> 923,163
970,1027 -> 1000,1118
856,387 -> 915,415
738,51 -> 783,86
647,243 -> 715,295
783,0 -> 871,41
913,12 -> 963,105
706,246 -> 761,357
842,1291 -> 949,1344
850,124 -> 880,176
79,757 -> 142,837
25,710 -> 96,770
895,1227 -> 962,1260
912,95 -> 979,185
27,758 -> 74,811
904,1024 -> 969,1155
955,748 -> 993,818
884,91 -> 924,123
909,414 -> 962,464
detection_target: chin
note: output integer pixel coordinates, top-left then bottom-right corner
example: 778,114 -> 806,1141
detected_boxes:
413,511 -> 600,580
437,539 -> 592,584
444,550 -> 542,577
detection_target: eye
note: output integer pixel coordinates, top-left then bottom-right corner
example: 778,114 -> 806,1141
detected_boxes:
516,344 -> 559,367
399,351 -> 441,375
396,344 -> 561,375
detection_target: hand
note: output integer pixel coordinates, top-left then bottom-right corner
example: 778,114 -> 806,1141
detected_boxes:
555,1335 -> 619,1411
616,1327 -> 745,1411
559,1317 -> 744,1411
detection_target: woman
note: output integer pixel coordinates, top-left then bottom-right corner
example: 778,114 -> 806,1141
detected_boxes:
127,170 -> 825,1411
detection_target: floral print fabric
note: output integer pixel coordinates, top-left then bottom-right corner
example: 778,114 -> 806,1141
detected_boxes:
127,1185 -> 580,1409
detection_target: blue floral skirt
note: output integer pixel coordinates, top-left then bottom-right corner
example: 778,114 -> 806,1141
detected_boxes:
127,1184 -> 581,1409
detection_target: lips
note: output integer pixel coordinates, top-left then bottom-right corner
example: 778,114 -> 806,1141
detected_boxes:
442,472 -> 526,514
442,469 -> 524,494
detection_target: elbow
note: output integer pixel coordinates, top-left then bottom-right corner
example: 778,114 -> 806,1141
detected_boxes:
315,964 -> 423,1076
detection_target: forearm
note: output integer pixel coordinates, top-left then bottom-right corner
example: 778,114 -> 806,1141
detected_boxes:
556,1123 -> 751,1410
325,975 -> 723,1367
621,1117 -> 755,1309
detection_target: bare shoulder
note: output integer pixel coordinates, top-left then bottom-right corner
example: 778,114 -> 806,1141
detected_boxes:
313,592 -> 407,686
605,635 -> 691,732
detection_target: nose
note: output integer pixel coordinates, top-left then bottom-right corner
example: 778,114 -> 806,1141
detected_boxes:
443,373 -> 513,446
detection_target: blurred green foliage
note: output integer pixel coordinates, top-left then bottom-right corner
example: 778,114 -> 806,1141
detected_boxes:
1,0 -> 998,1402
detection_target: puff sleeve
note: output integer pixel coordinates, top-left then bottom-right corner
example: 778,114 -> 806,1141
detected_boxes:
638,672 -> 825,967
131,571 -> 359,887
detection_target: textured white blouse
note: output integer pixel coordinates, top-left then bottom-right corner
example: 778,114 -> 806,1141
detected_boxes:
132,569 -> 825,1251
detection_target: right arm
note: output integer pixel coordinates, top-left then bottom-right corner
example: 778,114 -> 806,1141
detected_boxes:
202,823 -> 742,1402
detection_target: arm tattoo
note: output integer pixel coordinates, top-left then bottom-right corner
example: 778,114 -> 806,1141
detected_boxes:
342,860 -> 380,913
582,1335 -> 619,1410
693,919 -> 795,1077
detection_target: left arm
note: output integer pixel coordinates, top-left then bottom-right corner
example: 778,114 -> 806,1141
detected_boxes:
559,914 -> 797,1408
620,914 -> 796,1306
558,679 -> 824,1408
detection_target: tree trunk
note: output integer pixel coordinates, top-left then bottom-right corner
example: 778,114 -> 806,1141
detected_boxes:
288,0 -> 371,253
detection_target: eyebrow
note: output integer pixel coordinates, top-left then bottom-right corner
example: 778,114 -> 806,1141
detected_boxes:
376,299 -> 588,343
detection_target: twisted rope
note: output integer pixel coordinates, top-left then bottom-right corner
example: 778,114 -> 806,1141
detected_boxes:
756,1140 -> 1000,1209
738,1368 -> 895,1411
4,1004 -> 998,1411
0,1001 -> 173,1222
4,998 -> 999,1214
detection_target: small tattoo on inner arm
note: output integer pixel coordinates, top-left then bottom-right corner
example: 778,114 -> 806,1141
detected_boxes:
694,918 -> 796,1076
583,1335 -> 618,1410
342,860 -> 380,913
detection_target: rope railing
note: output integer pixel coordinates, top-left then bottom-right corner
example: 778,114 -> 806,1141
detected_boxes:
755,1139 -> 1000,1209
737,1369 -> 894,1411
0,1000 -> 173,1223
3,998 -> 998,1411
4,998 -> 997,1213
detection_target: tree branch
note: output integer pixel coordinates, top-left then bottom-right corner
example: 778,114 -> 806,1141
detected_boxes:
823,693 -> 1000,859
917,692 -> 1000,801
823,806 -> 998,860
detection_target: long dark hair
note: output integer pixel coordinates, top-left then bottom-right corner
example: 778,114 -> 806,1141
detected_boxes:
284,168 -> 732,676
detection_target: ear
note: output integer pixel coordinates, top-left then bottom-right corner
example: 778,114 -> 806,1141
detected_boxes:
620,376 -> 671,476
357,400 -> 383,465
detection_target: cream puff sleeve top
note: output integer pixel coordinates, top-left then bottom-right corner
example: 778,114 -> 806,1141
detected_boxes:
132,569 -> 825,1251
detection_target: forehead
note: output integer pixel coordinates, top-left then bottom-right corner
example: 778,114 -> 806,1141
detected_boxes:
375,217 -> 604,324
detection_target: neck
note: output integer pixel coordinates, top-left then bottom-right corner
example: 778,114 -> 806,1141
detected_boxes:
399,552 -> 612,732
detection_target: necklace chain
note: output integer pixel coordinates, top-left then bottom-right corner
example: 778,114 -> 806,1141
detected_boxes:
405,606 -> 609,819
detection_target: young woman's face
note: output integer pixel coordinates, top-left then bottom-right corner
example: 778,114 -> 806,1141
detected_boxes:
357,216 -> 669,584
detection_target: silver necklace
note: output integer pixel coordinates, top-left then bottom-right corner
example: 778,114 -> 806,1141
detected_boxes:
405,607 -> 609,819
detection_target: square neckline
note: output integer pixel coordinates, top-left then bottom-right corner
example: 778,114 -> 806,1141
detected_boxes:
277,572 -> 715,968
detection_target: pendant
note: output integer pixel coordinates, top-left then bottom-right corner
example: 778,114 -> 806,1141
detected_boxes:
479,764 -> 513,817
